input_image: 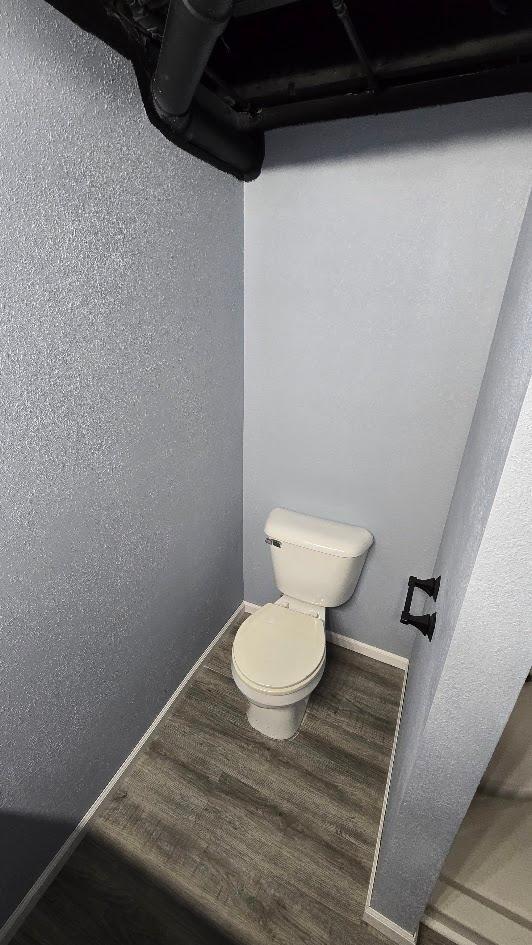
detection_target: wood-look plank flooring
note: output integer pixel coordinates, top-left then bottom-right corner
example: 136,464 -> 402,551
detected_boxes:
14,613 -> 450,945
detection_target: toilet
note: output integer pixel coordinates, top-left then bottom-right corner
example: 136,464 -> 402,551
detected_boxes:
232,508 -> 373,740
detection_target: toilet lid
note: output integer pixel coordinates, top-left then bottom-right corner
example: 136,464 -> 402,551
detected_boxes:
232,603 -> 325,691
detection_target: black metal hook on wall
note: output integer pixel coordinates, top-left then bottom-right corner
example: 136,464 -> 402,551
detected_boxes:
400,575 -> 440,641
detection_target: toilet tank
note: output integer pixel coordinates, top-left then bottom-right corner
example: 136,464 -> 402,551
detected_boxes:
264,508 -> 373,608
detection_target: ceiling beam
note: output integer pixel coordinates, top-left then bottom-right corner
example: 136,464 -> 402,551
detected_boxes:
250,59 -> 532,130
230,28 -> 532,103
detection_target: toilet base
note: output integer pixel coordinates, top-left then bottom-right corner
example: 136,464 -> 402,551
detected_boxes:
246,696 -> 309,740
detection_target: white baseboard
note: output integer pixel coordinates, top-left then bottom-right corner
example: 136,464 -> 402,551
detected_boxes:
0,602 -> 246,945
363,656 -> 410,943
243,600 -> 260,613
364,906 -> 417,945
422,911 -> 491,945
326,630 -> 409,670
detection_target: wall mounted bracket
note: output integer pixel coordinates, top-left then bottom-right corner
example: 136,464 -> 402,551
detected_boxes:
400,575 -> 440,641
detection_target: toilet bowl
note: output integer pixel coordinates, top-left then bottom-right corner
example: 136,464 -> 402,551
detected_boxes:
232,600 -> 326,739
232,508 -> 373,740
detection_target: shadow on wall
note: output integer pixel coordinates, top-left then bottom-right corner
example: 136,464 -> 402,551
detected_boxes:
0,811 -> 78,933
264,93 -> 532,169
2,812 -> 240,945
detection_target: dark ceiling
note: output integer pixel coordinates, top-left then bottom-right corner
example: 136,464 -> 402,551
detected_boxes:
46,0 -> 532,178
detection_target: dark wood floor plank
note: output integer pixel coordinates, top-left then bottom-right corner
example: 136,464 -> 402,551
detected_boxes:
13,612 -> 449,945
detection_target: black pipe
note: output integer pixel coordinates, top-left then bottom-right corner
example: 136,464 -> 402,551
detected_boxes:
151,0 -> 263,179
248,60 -> 532,131
330,0 -> 378,92
153,0 -> 232,118
177,105 -> 263,177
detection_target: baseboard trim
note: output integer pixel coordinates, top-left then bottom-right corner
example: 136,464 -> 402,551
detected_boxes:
422,909 -> 496,945
363,906 -> 417,945
363,657 -> 410,942
243,600 -> 260,613
0,601 -> 246,945
326,630 -> 409,670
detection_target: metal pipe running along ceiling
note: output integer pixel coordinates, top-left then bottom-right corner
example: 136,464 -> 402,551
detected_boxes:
151,0 -> 264,180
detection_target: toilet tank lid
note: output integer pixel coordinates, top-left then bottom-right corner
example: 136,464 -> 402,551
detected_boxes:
264,508 -> 373,559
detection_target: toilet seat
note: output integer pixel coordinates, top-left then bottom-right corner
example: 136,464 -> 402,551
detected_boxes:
232,603 -> 325,695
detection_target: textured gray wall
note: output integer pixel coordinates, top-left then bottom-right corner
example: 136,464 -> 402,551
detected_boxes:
0,0 -> 243,927
370,195 -> 532,933
243,95 -> 532,657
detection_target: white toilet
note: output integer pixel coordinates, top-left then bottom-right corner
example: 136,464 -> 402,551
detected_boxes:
232,508 -> 373,740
